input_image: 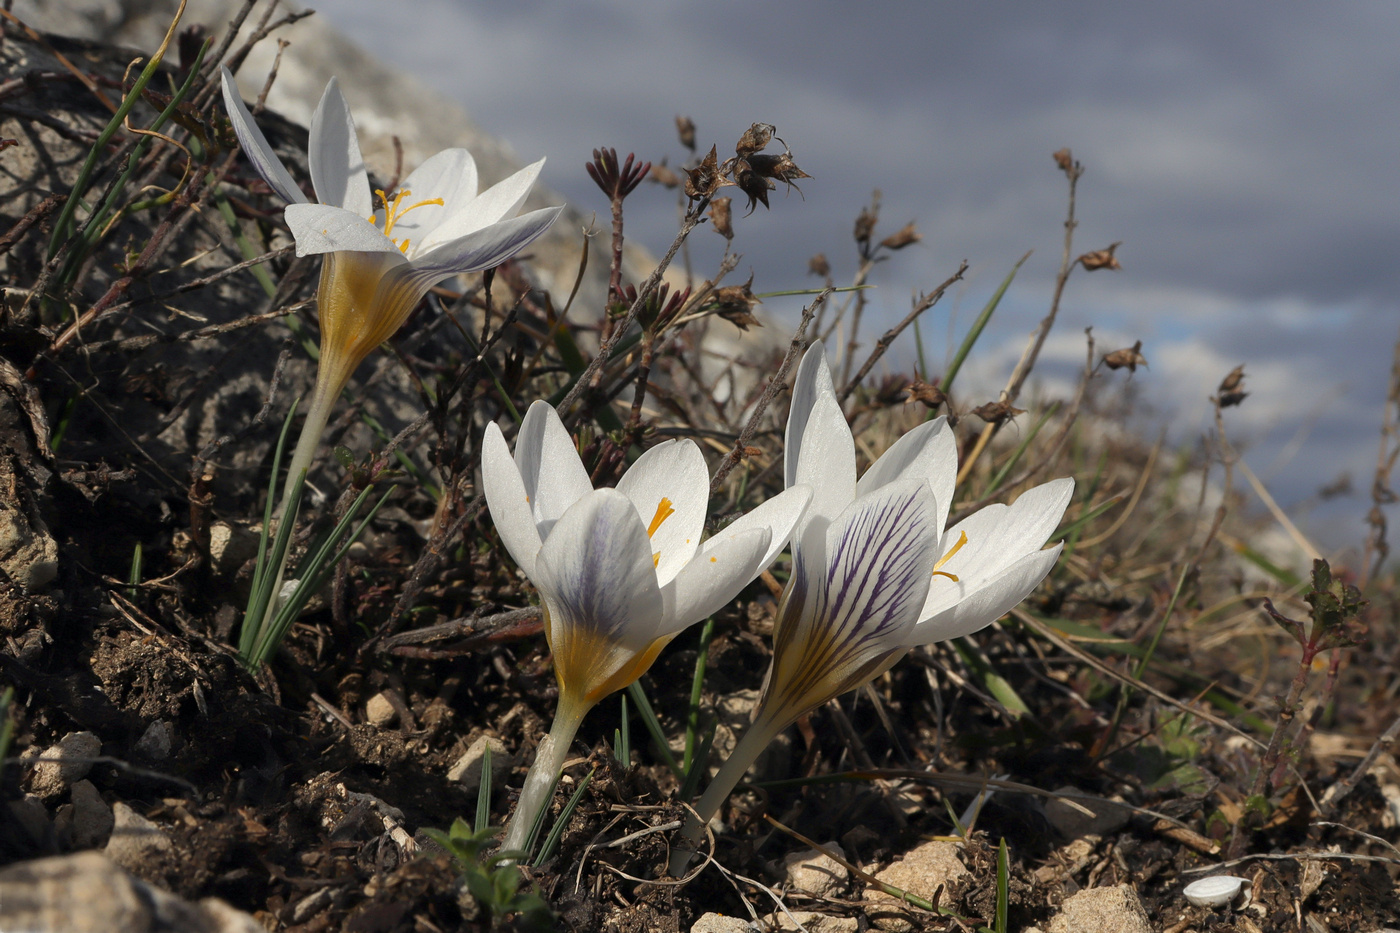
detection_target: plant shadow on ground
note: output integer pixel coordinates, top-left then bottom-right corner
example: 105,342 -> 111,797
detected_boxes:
1,6 -> 1399,932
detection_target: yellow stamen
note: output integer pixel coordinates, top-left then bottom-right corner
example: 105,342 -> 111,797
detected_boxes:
647,498 -> 675,537
932,531 -> 968,582
369,188 -> 446,252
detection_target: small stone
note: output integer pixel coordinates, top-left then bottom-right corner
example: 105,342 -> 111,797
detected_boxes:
782,843 -> 849,897
1183,875 -> 1248,908
28,731 -> 101,798
133,721 -> 173,760
866,840 -> 969,932
68,780 -> 114,849
208,522 -> 259,577
104,802 -> 172,871
365,692 -> 397,727
1043,786 -> 1130,839
1046,884 -> 1152,933
770,911 -> 859,933
447,735 -> 512,798
690,913 -> 757,933
8,794 -> 51,846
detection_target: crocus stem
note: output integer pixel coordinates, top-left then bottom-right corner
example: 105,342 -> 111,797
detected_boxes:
252,380 -> 338,646
669,711 -> 786,877
500,699 -> 589,858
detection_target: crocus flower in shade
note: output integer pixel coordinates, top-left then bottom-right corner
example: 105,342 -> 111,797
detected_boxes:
483,401 -> 812,855
220,66 -> 562,500
670,346 -> 1072,874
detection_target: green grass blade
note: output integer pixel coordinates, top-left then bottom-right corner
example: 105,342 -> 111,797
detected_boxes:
238,401 -> 301,660
941,253 -> 1028,396
126,542 -> 143,598
626,681 -> 683,780
995,838 -> 1010,933
1049,495 -> 1122,545
677,718 -> 717,804
952,638 -> 1031,719
683,618 -> 715,774
532,768 -> 594,867
475,743 -> 493,834
618,693 -> 631,767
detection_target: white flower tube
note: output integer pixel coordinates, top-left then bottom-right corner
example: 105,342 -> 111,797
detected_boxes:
671,345 -> 1073,874
483,401 -> 811,855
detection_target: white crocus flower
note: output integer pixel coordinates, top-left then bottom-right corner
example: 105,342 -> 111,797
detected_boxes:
220,66 -> 562,499
483,401 -> 812,855
672,345 -> 1073,874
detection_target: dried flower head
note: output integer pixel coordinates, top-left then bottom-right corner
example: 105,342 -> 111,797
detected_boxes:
970,400 -> 1026,425
676,115 -> 696,151
1102,340 -> 1147,373
1053,147 -> 1075,174
905,377 -> 947,409
854,198 -> 879,247
621,281 -> 691,330
732,158 -> 774,213
1078,241 -> 1122,271
880,221 -> 922,251
712,273 -> 762,330
586,148 -> 651,200
649,159 -> 681,189
1216,364 -> 1248,407
735,122 -> 776,158
710,196 -> 734,240
684,145 -> 723,201
808,253 -> 831,278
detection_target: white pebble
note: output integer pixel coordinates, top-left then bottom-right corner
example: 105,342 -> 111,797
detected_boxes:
1183,875 -> 1248,908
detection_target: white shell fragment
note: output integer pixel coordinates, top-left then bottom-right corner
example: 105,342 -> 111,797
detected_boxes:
1183,875 -> 1249,908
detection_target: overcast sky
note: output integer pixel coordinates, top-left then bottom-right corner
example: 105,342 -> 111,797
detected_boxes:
306,0 -> 1399,553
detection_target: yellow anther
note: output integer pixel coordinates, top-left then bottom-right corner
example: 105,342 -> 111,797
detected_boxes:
647,497 -> 675,538
932,531 -> 968,579
370,188 -> 445,248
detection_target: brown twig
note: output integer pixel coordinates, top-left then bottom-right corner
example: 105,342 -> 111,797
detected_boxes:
838,262 -> 967,402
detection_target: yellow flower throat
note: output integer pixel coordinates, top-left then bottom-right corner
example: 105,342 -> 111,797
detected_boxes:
369,188 -> 444,254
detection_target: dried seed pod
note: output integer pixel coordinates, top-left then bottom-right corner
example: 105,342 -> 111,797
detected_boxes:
734,122 -> 776,158
712,274 -> 762,330
710,197 -> 734,239
1078,241 -> 1122,271
1102,340 -> 1147,372
1053,147 -> 1074,173
649,160 -> 681,189
854,201 -> 879,246
970,400 -> 1025,425
875,374 -> 910,406
1216,364 -> 1248,407
676,115 -> 696,151
684,145 -> 723,201
905,378 -> 947,409
733,158 -> 775,212
808,253 -> 831,278
880,221 -> 921,251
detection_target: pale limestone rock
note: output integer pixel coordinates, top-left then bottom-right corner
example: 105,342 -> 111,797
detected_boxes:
28,732 -> 100,798
782,843 -> 849,897
364,691 -> 397,727
866,840 -> 969,932
67,780 -> 113,849
447,735 -> 512,798
770,911 -> 859,932
1046,885 -> 1152,933
104,802 -> 172,871
0,851 -> 264,932
689,913 -> 757,933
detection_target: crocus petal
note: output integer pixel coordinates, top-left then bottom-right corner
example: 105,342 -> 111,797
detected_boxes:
382,147 -> 478,246
661,526 -> 772,636
220,66 -> 307,205
857,416 -> 958,533
764,480 -> 939,727
406,206 -> 562,279
708,484 -> 813,570
307,77 -> 372,217
533,490 -> 665,704
615,439 -> 709,585
784,343 -> 833,490
481,422 -> 544,576
513,400 -> 594,538
283,203 -> 401,256
415,159 -> 545,254
912,544 -> 1063,644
